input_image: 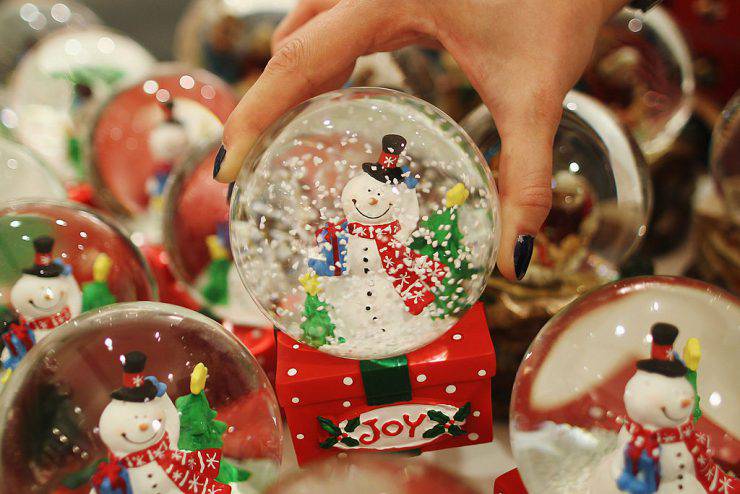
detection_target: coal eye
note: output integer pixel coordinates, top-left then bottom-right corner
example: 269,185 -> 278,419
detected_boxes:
377,192 -> 381,196
367,189 -> 371,192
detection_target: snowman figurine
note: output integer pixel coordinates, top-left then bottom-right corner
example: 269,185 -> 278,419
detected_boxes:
308,134 -> 448,344
588,323 -> 738,494
92,351 -> 232,494
147,101 -> 189,210
9,235 -> 81,341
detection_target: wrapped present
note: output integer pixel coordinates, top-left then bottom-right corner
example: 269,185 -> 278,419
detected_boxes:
276,302 -> 494,465
307,220 -> 348,277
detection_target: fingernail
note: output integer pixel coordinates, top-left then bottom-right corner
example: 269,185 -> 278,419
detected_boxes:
514,234 -> 535,280
227,182 -> 235,204
213,145 -> 226,179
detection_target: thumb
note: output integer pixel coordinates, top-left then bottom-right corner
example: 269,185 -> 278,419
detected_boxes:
493,101 -> 560,281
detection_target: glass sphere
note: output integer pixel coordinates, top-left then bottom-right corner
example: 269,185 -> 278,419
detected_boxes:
0,200 -> 156,342
8,26 -> 156,182
463,91 -> 650,289
231,87 -> 500,360
510,276 -> 739,494
0,302 -> 283,491
0,0 -> 100,82
710,90 -> 740,224
0,136 -> 66,203
163,140 -> 271,327
175,0 -> 295,92
86,65 -> 237,242
579,6 -> 694,160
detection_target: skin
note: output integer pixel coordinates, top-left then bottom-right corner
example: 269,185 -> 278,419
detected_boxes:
214,0 -> 629,280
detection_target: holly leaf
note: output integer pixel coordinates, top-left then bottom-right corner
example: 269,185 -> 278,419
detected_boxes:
448,424 -> 466,436
427,410 -> 449,424
422,424 -> 446,439
317,417 -> 341,436
453,402 -> 471,422
319,436 -> 339,449
341,437 -> 360,447
344,417 -> 361,433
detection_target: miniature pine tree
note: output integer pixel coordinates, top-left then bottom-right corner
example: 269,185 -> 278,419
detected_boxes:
176,363 -> 250,483
409,183 -> 479,317
81,254 -> 117,312
202,235 -> 231,306
298,272 -> 337,347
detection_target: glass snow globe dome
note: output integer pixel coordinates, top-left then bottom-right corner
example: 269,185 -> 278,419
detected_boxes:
710,90 -> 740,225
0,302 -> 283,492
0,136 -> 66,203
230,87 -> 500,360
509,276 -> 740,494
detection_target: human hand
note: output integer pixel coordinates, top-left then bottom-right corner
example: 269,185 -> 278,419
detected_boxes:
213,0 -> 628,281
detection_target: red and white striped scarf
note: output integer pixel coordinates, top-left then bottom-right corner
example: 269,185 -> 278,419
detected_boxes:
20,306 -> 72,331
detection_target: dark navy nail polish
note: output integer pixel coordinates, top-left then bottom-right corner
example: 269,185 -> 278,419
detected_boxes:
213,145 -> 226,179
514,234 -> 535,280
226,182 -> 235,204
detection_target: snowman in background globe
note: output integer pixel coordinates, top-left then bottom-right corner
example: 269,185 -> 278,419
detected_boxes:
588,323 -> 738,494
147,101 -> 189,211
92,351 -> 232,494
305,134 -> 448,350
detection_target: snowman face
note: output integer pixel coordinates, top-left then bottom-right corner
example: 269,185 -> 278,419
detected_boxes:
148,122 -> 189,161
342,173 -> 400,225
10,274 -> 81,319
624,370 -> 695,429
99,398 -> 169,455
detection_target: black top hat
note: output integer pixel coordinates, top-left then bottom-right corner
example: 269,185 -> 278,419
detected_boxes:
111,351 -> 158,402
362,134 -> 407,184
23,236 -> 64,278
636,323 -> 687,377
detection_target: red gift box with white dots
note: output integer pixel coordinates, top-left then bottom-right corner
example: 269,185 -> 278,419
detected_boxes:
276,302 -> 495,465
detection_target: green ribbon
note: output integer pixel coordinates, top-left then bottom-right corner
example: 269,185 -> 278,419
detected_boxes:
359,355 -> 412,406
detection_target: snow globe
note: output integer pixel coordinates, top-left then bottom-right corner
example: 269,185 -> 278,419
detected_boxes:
175,0 -> 295,93
0,302 -> 283,493
8,26 -> 155,182
230,87 -> 500,360
578,6 -> 694,161
0,200 -> 156,376
509,276 -> 739,494
85,65 -> 237,243
0,136 -> 67,203
0,0 -> 99,82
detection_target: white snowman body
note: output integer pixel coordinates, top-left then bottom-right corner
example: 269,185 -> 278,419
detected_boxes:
9,272 -> 81,340
589,370 -> 705,494
319,172 -> 447,355
148,121 -> 189,164
96,395 -> 182,494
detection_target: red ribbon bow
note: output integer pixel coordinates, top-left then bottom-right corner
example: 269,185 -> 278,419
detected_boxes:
91,461 -> 129,491
315,221 -> 347,276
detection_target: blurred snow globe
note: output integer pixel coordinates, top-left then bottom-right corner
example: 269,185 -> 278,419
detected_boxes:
509,276 -> 740,494
0,136 -> 66,203
84,64 -> 237,243
163,139 -> 271,328
8,26 -> 156,182
0,302 -> 283,492
710,90 -> 740,225
230,87 -> 500,360
175,0 -> 295,93
0,0 -> 100,83
578,6 -> 694,161
463,91 -> 650,295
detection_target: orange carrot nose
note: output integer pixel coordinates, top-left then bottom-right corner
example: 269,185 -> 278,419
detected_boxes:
138,422 -> 150,431
680,398 -> 692,408
369,197 -> 378,206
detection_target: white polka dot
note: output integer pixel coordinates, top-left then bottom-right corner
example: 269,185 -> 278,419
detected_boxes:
468,433 -> 479,441
477,369 -> 486,377
473,411 -> 481,417
445,385 -> 457,394
452,334 -> 462,341
291,397 -> 300,404
296,433 -> 304,440
287,368 -> 298,376
342,401 -> 351,408
416,374 -> 427,383
292,344 -> 300,350
343,377 -> 353,386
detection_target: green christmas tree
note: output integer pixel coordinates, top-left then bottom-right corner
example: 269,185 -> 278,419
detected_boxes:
201,235 -> 231,306
409,183 -> 479,318
298,272 -> 338,347
81,253 -> 118,312
176,363 -> 250,483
